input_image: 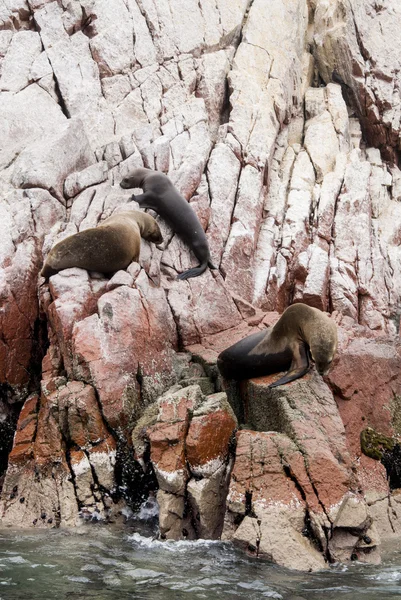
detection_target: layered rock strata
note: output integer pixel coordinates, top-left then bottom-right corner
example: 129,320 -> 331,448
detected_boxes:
0,0 -> 401,573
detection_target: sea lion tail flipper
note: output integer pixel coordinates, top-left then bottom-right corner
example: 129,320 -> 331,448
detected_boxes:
177,260 -> 210,280
208,260 -> 217,270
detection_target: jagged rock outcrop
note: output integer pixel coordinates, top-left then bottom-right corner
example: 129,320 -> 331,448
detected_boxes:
1,0 -> 401,573
132,383 -> 236,541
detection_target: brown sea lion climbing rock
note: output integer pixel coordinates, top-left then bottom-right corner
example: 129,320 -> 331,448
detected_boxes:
217,303 -> 338,387
41,210 -> 163,281
120,167 -> 215,280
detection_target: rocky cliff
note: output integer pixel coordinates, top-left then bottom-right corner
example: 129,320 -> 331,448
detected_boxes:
1,0 -> 401,572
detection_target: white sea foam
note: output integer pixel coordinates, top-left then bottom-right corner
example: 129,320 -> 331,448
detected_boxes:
65,576 -> 92,583
368,569 -> 401,581
134,496 -> 159,520
125,568 -> 163,580
127,532 -> 222,552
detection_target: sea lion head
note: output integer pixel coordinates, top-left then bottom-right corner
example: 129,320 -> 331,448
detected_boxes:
146,220 -> 163,245
308,316 -> 338,376
120,176 -> 136,189
120,168 -> 150,190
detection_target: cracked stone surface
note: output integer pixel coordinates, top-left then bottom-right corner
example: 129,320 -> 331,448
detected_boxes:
132,384 -> 236,541
0,0 -> 401,572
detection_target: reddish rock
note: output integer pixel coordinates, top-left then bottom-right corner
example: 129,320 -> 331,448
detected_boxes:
229,430 -> 305,509
145,387 -> 202,493
11,394 -> 39,453
327,326 -> 401,494
132,385 -> 236,539
242,372 -> 353,511
225,430 -> 327,571
166,270 -> 242,346
0,379 -> 120,528
0,189 -> 65,392
46,268 -> 107,375
56,381 -> 111,448
186,408 -> 236,472
71,273 -> 178,432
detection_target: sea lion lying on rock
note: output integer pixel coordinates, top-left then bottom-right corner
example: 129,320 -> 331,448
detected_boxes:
217,303 -> 337,387
41,210 -> 163,281
120,167 -> 215,280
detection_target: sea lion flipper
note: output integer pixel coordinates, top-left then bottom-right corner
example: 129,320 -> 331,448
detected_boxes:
177,261 -> 209,280
268,342 -> 311,388
131,191 -> 158,211
268,365 -> 311,388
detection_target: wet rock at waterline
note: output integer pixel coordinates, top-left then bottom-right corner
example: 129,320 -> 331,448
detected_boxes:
1,0 -> 401,574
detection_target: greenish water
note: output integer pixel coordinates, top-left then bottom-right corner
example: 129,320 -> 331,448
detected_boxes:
0,526 -> 401,599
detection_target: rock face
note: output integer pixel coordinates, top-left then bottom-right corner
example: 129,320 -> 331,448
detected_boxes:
1,0 -> 401,573
132,383 -> 236,541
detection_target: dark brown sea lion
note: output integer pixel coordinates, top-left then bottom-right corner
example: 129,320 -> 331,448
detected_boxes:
120,167 -> 215,280
217,303 -> 338,387
41,210 -> 163,281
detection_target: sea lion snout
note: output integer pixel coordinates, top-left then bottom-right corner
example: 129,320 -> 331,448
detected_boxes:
149,231 -> 163,244
315,361 -> 331,376
120,177 -> 132,189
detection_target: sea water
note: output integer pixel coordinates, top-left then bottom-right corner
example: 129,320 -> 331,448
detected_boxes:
1,525 -> 401,600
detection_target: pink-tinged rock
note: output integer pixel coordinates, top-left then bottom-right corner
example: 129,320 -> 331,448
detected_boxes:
299,242 -> 330,310
330,152 -> 372,320
72,273 -> 177,432
0,30 -> 42,93
0,84 -> 66,170
186,319 -> 264,367
56,380 -> 111,448
64,161 -> 108,198
0,188 -> 65,391
0,378 -> 120,528
47,269 -> 108,376
304,111 -> 340,182
186,402 -> 236,475
166,271 -> 242,346
224,430 -> 327,571
144,386 -> 203,494
242,372 -> 353,511
0,384 -> 78,528
7,394 -> 39,464
197,51 -> 231,138
230,294 -> 265,325
313,0 -> 401,162
106,270 -> 134,290
327,329 -> 401,496
189,176 -> 210,232
133,384 -> 236,540
228,430 -> 305,509
220,166 -> 264,302
317,154 -> 347,242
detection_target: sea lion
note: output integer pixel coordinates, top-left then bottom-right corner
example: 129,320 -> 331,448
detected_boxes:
217,303 -> 337,387
41,210 -> 163,281
120,167 -> 215,280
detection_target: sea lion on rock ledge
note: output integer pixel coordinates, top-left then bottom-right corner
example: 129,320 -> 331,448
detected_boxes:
41,210 -> 163,281
217,303 -> 338,387
120,167 -> 215,280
